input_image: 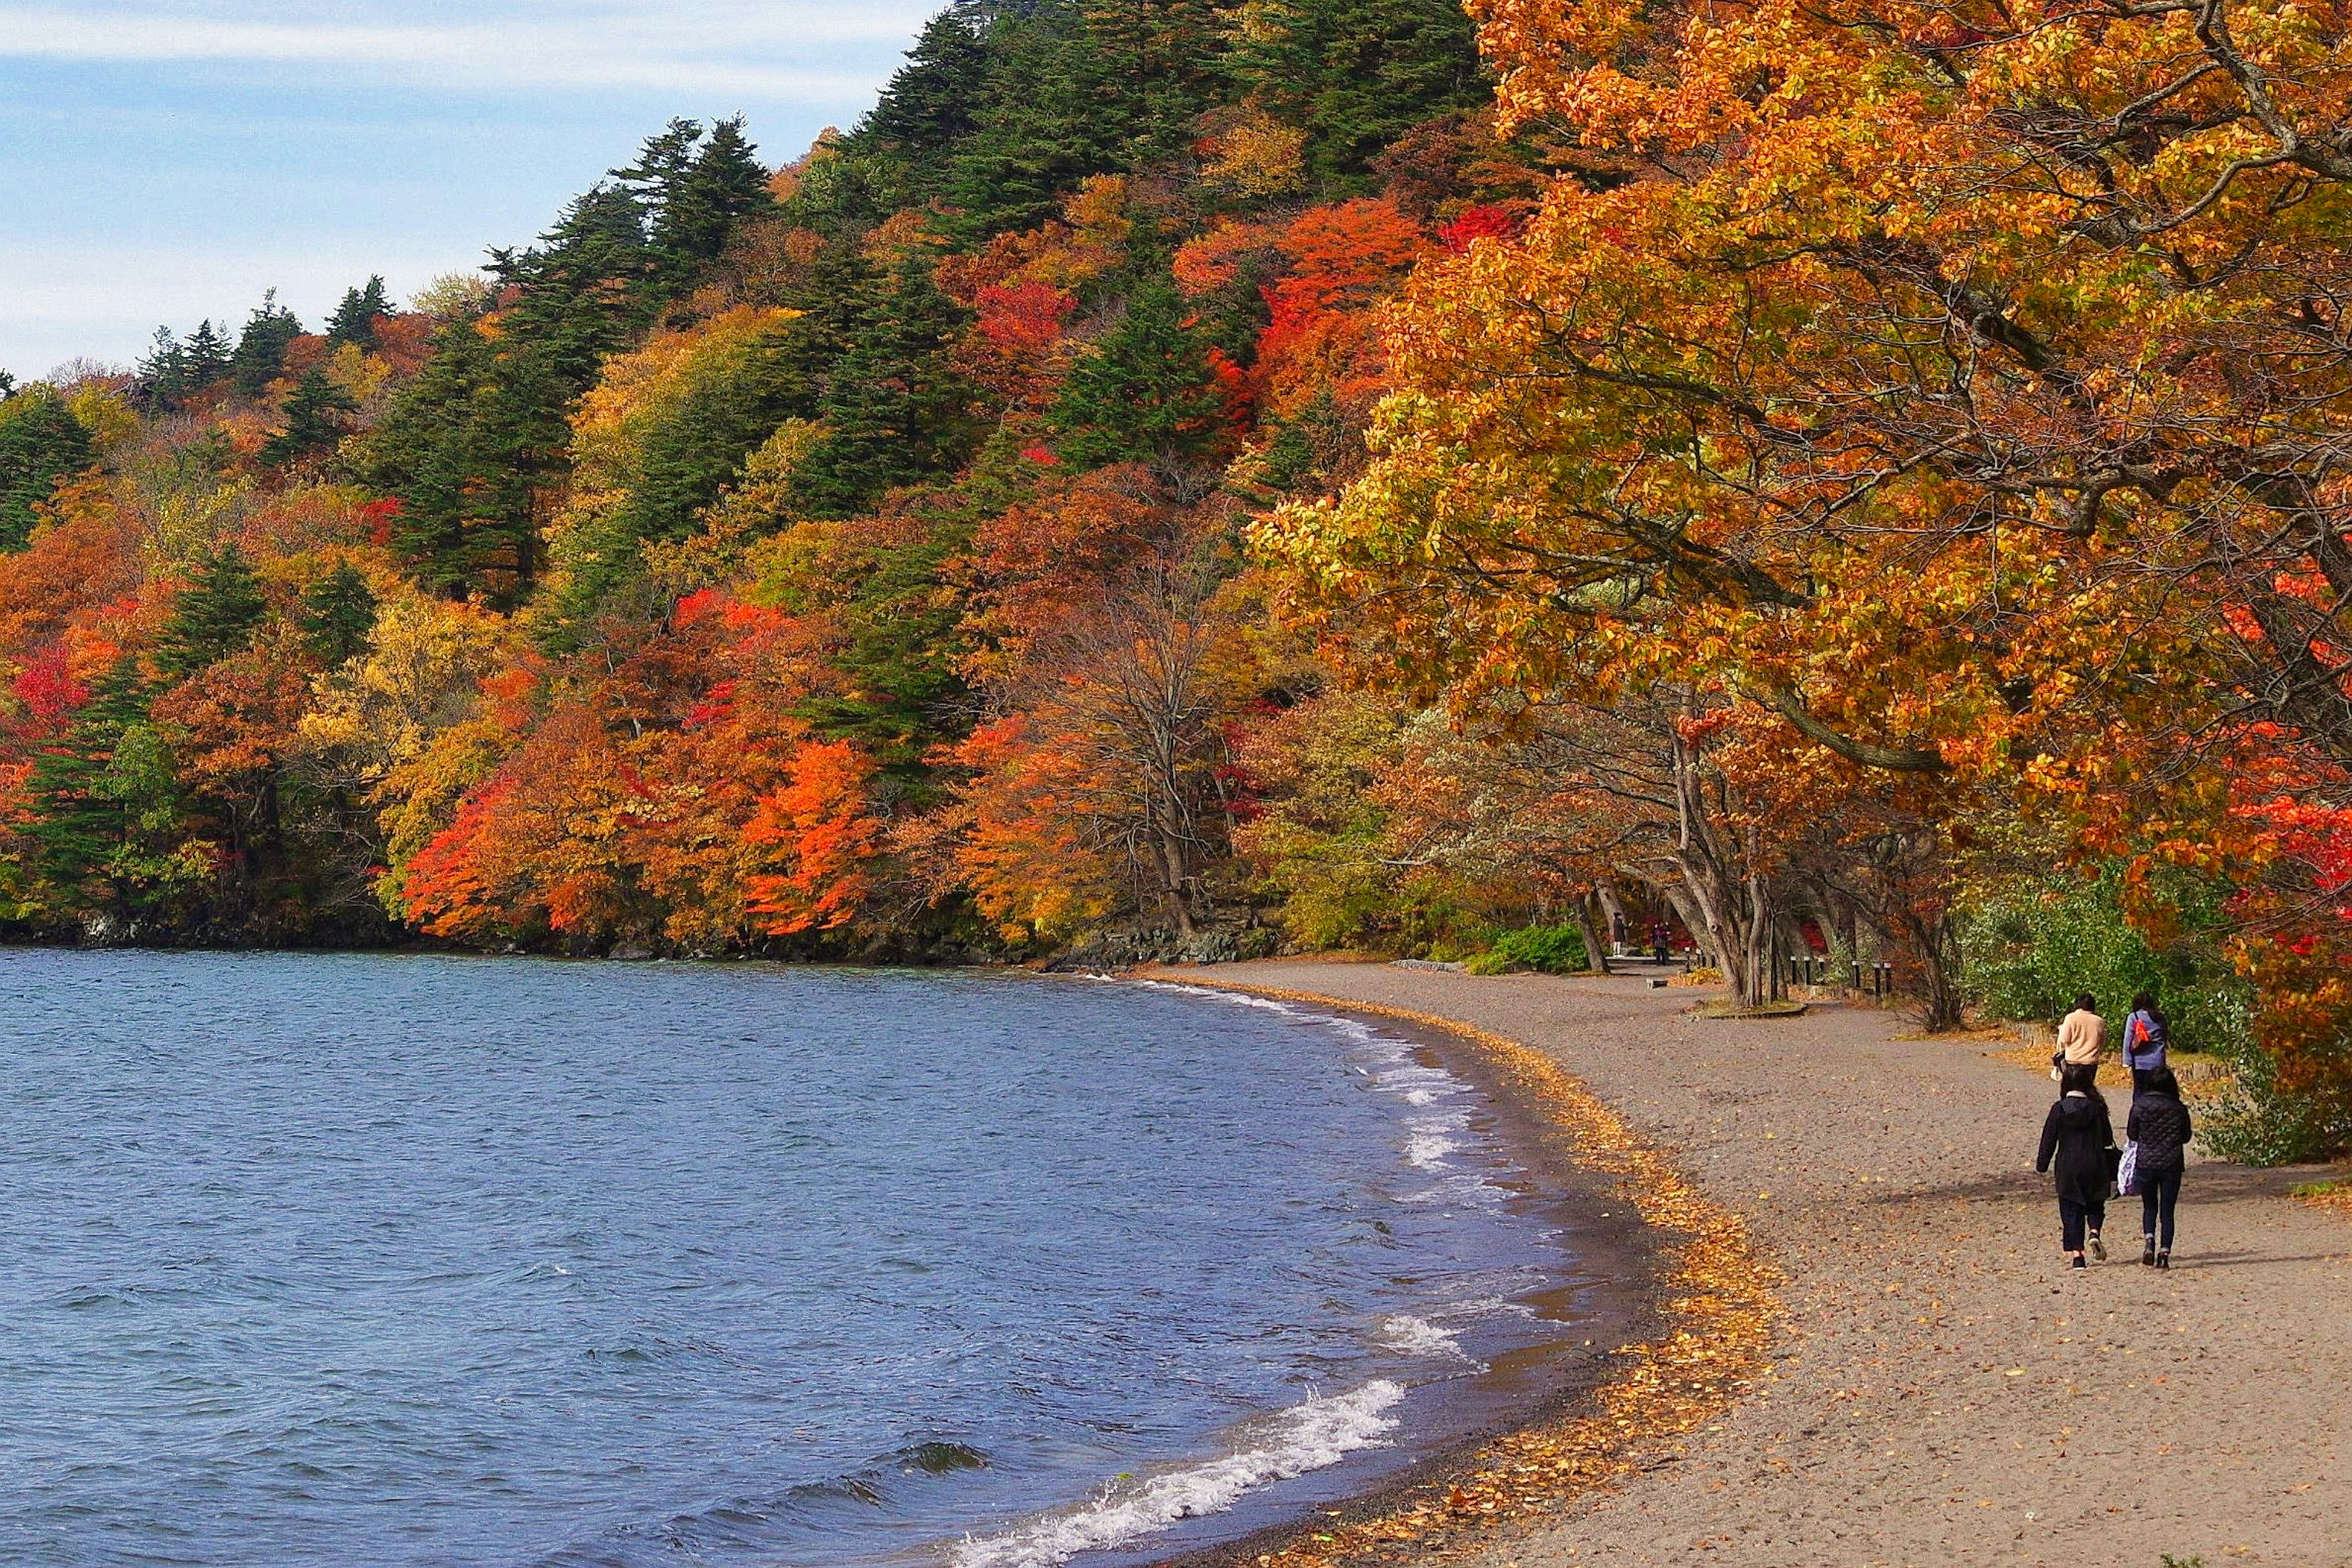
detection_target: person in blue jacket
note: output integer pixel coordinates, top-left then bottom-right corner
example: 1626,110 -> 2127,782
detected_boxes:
2122,992 -> 2170,1091
2128,1066 -> 2193,1269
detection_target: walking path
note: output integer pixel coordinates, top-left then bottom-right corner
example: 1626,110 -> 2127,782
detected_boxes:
1202,961 -> 2352,1568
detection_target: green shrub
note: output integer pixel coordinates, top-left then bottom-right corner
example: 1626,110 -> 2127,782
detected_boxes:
1957,867 -> 2342,1163
1476,923 -> 1588,974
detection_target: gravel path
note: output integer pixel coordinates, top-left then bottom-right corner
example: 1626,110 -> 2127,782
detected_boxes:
1213,960 -> 2352,1568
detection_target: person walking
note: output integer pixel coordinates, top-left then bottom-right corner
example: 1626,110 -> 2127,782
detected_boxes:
2052,992 -> 2106,1082
2037,1061 -> 2117,1268
2122,992 -> 2170,1091
2128,1065 -> 2193,1269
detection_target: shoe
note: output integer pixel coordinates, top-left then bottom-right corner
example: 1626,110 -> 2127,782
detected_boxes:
2142,1237 -> 2157,1267
2155,1250 -> 2169,1271
2070,1254 -> 2087,1270
2089,1231 -> 2106,1262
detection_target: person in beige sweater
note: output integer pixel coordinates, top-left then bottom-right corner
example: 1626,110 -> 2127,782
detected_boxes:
2052,993 -> 2106,1081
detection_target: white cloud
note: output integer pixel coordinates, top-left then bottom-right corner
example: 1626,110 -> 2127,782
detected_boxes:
0,1 -> 938,95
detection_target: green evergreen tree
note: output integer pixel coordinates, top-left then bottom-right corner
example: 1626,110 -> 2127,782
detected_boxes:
1226,0 -> 1486,184
260,367 -> 360,467
794,501 -> 974,778
364,184 -> 661,606
355,313 -> 508,600
138,327 -> 190,411
938,6 -> 1118,233
183,320 -> 235,386
19,657 -> 191,928
0,389 -> 96,551
1050,273 -> 1227,467
326,276 -> 393,345
859,9 -> 995,157
230,291 -> 304,398
153,543 -> 269,679
792,255 -> 979,518
300,562 -> 379,666
654,118 -> 773,284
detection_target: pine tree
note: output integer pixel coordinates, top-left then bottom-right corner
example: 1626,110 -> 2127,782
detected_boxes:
1050,273 -> 1228,467
859,9 -> 995,157
230,291 -> 304,398
326,276 -> 393,345
260,367 -> 358,467
366,186 -> 658,606
153,543 -> 269,678
1226,0 -> 1485,185
300,562 -> 379,666
492,184 -> 661,390
138,327 -> 190,411
659,118 -> 773,281
19,657 -> 184,927
0,389 -> 96,551
183,320 -> 235,386
941,7 -> 1117,233
793,255 -> 979,518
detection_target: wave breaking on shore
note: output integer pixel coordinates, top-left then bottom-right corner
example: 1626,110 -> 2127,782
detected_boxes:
950,1380 -> 1407,1568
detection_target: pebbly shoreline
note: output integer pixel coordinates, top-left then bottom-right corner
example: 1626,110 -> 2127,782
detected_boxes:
1137,960 -> 2352,1568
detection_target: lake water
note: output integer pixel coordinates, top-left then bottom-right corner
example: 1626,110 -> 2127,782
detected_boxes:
0,951 -> 1584,1567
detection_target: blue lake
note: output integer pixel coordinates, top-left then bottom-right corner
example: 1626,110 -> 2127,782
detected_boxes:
0,952 -> 1581,1567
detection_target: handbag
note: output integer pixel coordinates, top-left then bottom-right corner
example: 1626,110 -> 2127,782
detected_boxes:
2116,1140 -> 2139,1196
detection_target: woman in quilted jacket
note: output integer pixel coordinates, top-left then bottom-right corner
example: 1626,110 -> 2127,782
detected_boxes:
2128,1066 -> 2194,1269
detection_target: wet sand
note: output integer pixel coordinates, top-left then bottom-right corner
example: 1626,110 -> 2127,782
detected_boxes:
1144,960 -> 2352,1568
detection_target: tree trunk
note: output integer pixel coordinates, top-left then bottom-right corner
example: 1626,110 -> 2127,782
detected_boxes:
1575,889 -> 1611,976
1596,882 -> 1630,957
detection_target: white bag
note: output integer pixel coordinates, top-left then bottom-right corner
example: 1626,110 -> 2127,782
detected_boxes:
2116,1139 -> 2140,1196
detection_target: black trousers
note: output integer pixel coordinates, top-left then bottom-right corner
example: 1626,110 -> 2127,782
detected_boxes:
2060,1196 -> 2106,1252
2139,1169 -> 2182,1249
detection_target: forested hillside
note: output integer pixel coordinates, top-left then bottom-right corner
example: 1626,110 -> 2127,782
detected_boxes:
6,0 -> 2352,1156
0,0 -> 1512,962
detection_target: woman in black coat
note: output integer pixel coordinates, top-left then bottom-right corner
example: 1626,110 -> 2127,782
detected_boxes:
2036,1062 -> 2117,1268
2128,1065 -> 2194,1269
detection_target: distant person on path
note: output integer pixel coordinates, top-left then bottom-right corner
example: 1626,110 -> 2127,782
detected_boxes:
2037,1061 -> 2117,1268
1651,922 -> 1671,963
2123,992 -> 2170,1090
2052,992 -> 2106,1082
2128,1065 -> 2193,1270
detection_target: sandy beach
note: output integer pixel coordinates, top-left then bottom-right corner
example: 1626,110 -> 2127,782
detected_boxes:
1161,960 -> 2352,1568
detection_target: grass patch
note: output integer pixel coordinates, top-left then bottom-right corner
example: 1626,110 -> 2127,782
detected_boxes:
2290,1175 -> 2352,1216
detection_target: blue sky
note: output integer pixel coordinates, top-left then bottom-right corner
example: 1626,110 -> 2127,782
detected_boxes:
0,1 -> 938,380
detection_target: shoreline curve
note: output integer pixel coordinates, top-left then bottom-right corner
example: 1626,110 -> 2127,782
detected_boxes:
1126,966 -> 1784,1568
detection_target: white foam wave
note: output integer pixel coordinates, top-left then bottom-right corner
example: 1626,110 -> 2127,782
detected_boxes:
949,1381 -> 1405,1568
1372,1313 -> 1466,1360
1403,1129 -> 1460,1170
